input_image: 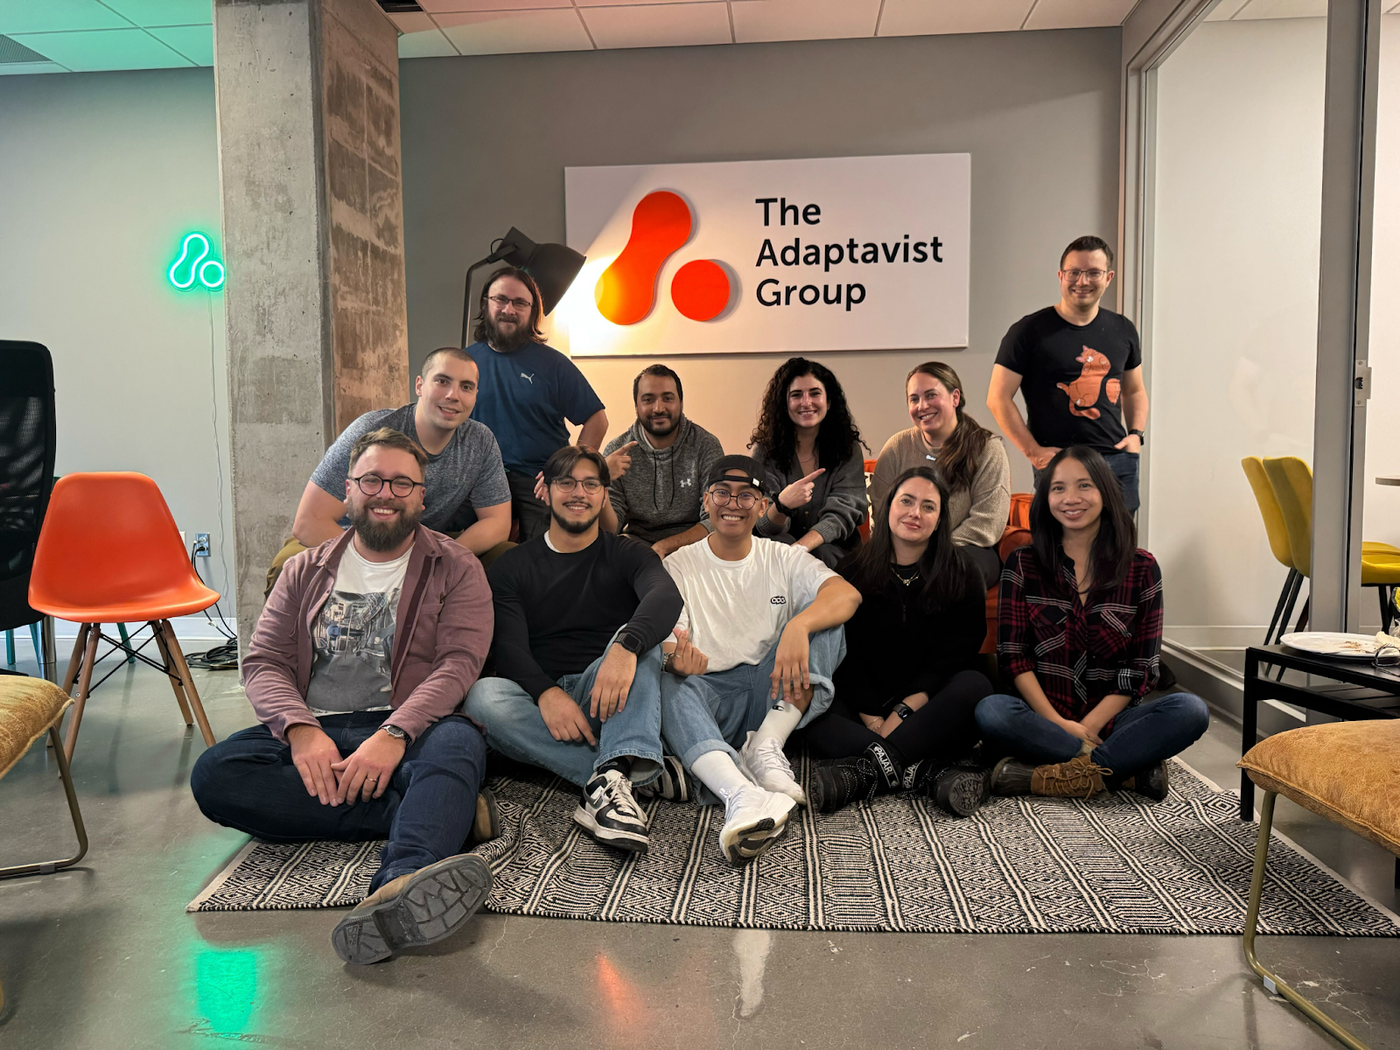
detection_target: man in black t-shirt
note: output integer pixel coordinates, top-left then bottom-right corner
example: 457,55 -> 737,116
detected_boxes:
987,235 -> 1149,512
464,446 -> 683,856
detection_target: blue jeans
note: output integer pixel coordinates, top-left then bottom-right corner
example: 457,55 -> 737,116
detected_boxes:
661,626 -> 846,802
464,642 -> 665,789
1035,449 -> 1139,514
975,692 -> 1209,778
190,712 -> 486,893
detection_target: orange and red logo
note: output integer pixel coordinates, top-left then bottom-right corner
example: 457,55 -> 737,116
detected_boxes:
594,191 -> 731,325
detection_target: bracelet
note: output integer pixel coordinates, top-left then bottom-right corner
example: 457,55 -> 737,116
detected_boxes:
892,702 -> 915,720
662,651 -> 676,674
772,497 -> 793,517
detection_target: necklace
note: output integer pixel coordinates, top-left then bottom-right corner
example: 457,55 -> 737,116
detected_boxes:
891,564 -> 921,587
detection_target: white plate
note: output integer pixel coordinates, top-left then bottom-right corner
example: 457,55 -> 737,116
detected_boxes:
1280,632 -> 1384,659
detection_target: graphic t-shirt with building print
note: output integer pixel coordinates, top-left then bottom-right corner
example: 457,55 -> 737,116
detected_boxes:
994,306 -> 1142,453
303,544 -> 411,715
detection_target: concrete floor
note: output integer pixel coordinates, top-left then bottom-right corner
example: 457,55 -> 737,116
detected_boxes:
2,648 -> 1399,1050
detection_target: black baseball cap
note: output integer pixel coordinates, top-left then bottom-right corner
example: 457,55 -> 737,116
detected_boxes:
704,455 -> 769,495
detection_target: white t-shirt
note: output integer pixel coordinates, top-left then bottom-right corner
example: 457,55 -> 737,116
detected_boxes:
664,537 -> 839,672
304,543 -> 413,716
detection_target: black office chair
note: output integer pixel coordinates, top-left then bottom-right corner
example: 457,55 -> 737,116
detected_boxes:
0,341 -> 58,678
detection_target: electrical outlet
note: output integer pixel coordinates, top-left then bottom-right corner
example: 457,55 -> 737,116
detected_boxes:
194,533 -> 211,558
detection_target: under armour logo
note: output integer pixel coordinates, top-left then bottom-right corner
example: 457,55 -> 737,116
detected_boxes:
679,479 -> 692,488
770,596 -> 786,605
520,372 -> 535,384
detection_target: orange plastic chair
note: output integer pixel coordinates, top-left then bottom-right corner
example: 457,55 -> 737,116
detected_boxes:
859,458 -> 878,542
29,473 -> 220,762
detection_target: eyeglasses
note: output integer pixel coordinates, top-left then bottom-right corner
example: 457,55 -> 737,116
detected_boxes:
1062,269 -> 1108,283
351,474 -> 425,497
550,477 -> 604,494
487,294 -> 534,312
708,489 -> 759,508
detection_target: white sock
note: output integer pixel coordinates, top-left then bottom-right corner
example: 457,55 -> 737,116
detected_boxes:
691,750 -> 752,800
753,700 -> 802,748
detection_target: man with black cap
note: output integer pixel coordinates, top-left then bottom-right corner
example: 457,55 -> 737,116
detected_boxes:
658,455 -> 861,865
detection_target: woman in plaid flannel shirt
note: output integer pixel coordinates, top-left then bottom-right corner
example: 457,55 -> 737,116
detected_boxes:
975,447 -> 1209,800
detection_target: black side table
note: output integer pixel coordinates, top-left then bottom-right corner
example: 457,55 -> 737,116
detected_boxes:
1241,645 -> 1400,821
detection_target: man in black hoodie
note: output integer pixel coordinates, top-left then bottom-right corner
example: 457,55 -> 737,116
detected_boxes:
601,364 -> 725,558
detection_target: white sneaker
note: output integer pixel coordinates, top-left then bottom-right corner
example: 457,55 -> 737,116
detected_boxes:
739,731 -> 806,806
717,783 -> 796,866
574,769 -> 650,853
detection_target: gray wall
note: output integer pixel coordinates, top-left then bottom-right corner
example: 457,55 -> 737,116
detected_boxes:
399,29 -> 1122,489
0,68 -> 234,636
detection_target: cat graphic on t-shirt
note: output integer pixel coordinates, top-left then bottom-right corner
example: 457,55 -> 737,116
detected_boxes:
1056,346 -> 1122,419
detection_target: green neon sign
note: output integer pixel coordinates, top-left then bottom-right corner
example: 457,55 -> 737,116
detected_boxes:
168,232 -> 225,290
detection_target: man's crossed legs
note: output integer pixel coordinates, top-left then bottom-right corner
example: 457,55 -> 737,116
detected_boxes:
465,642 -> 664,852
191,712 -> 491,965
661,626 -> 845,865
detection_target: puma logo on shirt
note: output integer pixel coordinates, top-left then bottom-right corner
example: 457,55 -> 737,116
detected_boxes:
520,372 -> 535,384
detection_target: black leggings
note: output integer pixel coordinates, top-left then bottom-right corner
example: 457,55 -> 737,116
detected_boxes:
960,543 -> 1003,589
798,669 -> 993,768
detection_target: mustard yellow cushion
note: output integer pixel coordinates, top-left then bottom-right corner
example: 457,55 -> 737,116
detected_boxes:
1239,720 -> 1400,856
0,677 -> 72,780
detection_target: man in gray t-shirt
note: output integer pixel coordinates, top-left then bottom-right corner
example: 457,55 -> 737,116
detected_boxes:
290,348 -> 511,561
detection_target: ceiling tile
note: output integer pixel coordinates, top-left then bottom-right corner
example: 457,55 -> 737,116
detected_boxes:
1231,0 -> 1327,18
436,9 -> 594,55
100,0 -> 211,27
0,0 -> 131,34
879,0 -> 1033,36
576,0 -> 713,5
732,0 -> 879,43
146,23 -> 212,64
582,2 -> 731,49
1205,0 -> 1252,20
0,60 -> 69,75
419,0 -> 571,11
398,27 -> 459,57
388,11 -> 437,33
1023,0 -> 1136,30
9,27 -> 193,70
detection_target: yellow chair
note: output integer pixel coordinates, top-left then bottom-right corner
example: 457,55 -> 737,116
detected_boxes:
1260,456 -> 1400,634
0,673 -> 89,1014
1241,458 -> 1306,644
1238,719 -> 1400,1050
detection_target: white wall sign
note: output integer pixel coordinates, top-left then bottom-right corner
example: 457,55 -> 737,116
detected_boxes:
556,153 -> 970,357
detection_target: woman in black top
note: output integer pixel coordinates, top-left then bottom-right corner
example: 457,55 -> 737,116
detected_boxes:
800,467 -> 995,816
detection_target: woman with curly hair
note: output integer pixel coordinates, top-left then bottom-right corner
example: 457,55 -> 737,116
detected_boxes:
748,357 -> 868,567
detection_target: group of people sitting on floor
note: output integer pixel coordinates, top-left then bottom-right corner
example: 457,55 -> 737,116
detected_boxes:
188,234 -> 1210,966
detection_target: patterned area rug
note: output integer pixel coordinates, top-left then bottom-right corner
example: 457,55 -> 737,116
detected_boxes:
188,759 -> 1400,935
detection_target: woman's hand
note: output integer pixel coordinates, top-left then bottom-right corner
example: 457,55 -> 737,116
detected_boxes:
1057,718 -> 1102,747
860,712 -> 884,732
777,468 -> 825,512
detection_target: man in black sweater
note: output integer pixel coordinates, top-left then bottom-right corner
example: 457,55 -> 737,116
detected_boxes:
465,446 -> 682,854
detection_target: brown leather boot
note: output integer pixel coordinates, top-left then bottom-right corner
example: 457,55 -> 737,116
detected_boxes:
1029,754 -> 1112,799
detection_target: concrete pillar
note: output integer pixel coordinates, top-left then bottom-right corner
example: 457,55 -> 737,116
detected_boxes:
213,0 -> 409,651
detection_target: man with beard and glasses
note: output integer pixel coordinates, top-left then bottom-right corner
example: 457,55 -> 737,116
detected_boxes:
192,428 -> 496,966
599,363 -> 725,559
266,347 -> 512,593
465,446 -> 682,854
466,266 -> 608,544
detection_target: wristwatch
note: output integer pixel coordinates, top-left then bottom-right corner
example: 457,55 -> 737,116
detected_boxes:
892,702 -> 915,721
772,496 -> 793,517
380,724 -> 408,741
1129,429 -> 1146,446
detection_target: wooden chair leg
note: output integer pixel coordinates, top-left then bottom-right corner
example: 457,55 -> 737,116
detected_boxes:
151,621 -> 194,726
158,620 -> 215,747
59,623 -> 89,697
62,626 -> 101,764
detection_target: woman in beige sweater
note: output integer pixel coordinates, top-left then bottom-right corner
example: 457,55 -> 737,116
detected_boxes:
869,362 -> 1011,587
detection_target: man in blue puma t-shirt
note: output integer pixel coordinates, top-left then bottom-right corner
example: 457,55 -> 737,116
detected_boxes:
466,266 -> 608,543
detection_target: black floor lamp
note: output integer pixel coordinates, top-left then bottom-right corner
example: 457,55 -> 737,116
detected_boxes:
460,228 -> 586,348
